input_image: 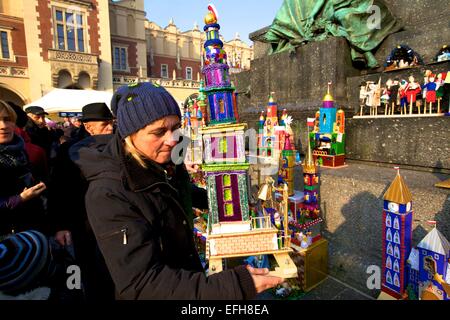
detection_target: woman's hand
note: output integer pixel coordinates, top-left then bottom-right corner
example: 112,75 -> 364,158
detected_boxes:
19,182 -> 46,202
55,230 -> 72,246
246,265 -> 285,294
185,162 -> 200,174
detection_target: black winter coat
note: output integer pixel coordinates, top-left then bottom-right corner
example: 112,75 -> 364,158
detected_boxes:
0,135 -> 47,235
24,120 -> 54,158
73,133 -> 256,300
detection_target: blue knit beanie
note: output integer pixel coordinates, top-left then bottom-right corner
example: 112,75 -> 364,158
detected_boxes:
111,82 -> 182,138
0,230 -> 50,294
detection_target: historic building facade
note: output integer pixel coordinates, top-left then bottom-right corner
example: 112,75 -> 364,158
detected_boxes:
0,0 -> 253,107
145,18 -> 253,104
0,0 -> 113,106
109,0 -> 147,89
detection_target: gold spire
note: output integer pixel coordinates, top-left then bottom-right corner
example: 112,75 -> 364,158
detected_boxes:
204,4 -> 218,24
323,82 -> 334,102
384,170 -> 413,204
303,134 -> 317,174
269,92 -> 275,103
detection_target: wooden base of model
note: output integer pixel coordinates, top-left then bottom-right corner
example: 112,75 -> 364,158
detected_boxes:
205,226 -> 298,278
208,249 -> 298,279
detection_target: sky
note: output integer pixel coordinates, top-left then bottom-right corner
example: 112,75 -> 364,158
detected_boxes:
143,0 -> 284,46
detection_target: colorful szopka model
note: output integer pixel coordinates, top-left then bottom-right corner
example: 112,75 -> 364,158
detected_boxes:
309,82 -> 346,167
384,45 -> 422,71
257,93 -> 293,165
415,225 -> 450,300
199,4 -> 297,279
183,93 -> 204,165
436,45 -> 450,62
288,130 -> 322,248
379,168 -> 414,300
277,116 -> 297,197
378,169 -> 450,300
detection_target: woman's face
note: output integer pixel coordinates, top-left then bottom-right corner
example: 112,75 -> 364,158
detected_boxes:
131,115 -> 181,164
0,108 -> 15,144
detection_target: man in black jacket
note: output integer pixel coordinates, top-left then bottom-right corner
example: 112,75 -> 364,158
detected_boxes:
47,103 -> 115,301
24,106 -> 55,158
73,83 -> 283,299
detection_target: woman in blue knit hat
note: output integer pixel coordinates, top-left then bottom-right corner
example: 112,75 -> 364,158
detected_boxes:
73,82 -> 283,299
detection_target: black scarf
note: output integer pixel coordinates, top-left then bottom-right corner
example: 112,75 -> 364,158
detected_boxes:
0,135 -> 28,169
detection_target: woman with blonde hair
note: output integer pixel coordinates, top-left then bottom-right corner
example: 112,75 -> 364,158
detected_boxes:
74,83 -> 283,299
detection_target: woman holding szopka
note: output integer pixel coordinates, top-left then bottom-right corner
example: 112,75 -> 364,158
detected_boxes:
74,83 -> 284,299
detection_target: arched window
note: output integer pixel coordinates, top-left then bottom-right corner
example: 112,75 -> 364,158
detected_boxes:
78,72 -> 91,89
57,70 -> 72,88
386,215 -> 392,227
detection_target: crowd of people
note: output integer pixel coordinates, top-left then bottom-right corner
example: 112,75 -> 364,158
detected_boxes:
0,83 -> 283,300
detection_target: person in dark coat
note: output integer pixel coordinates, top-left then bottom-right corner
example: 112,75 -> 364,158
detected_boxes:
8,102 -> 49,183
24,106 -> 55,158
47,102 -> 115,301
0,101 -> 48,238
72,83 -> 283,299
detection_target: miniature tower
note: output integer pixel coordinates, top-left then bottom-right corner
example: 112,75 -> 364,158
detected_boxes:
288,133 -> 321,247
200,4 -> 296,278
310,83 -> 346,167
257,93 -> 280,160
183,95 -> 203,164
319,85 -> 336,134
380,169 -> 413,299
202,7 -> 236,125
257,110 -> 265,155
302,139 -> 320,220
200,4 -> 248,229
417,226 -> 450,300
277,134 -> 295,196
197,81 -> 208,124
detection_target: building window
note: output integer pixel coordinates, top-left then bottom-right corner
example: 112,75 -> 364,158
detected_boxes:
53,8 -> 86,52
161,64 -> 168,78
113,46 -> 128,71
186,67 -> 192,80
0,31 -> 10,59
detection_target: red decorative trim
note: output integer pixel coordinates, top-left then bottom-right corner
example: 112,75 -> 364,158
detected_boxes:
381,210 -> 387,285
381,285 -> 403,300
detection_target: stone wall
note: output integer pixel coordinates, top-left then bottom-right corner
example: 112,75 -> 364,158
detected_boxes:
249,0 -> 450,65
231,3 -> 450,171
233,37 -> 359,113
346,117 -> 450,170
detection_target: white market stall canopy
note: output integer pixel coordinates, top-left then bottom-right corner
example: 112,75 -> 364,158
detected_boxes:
24,89 -> 113,113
